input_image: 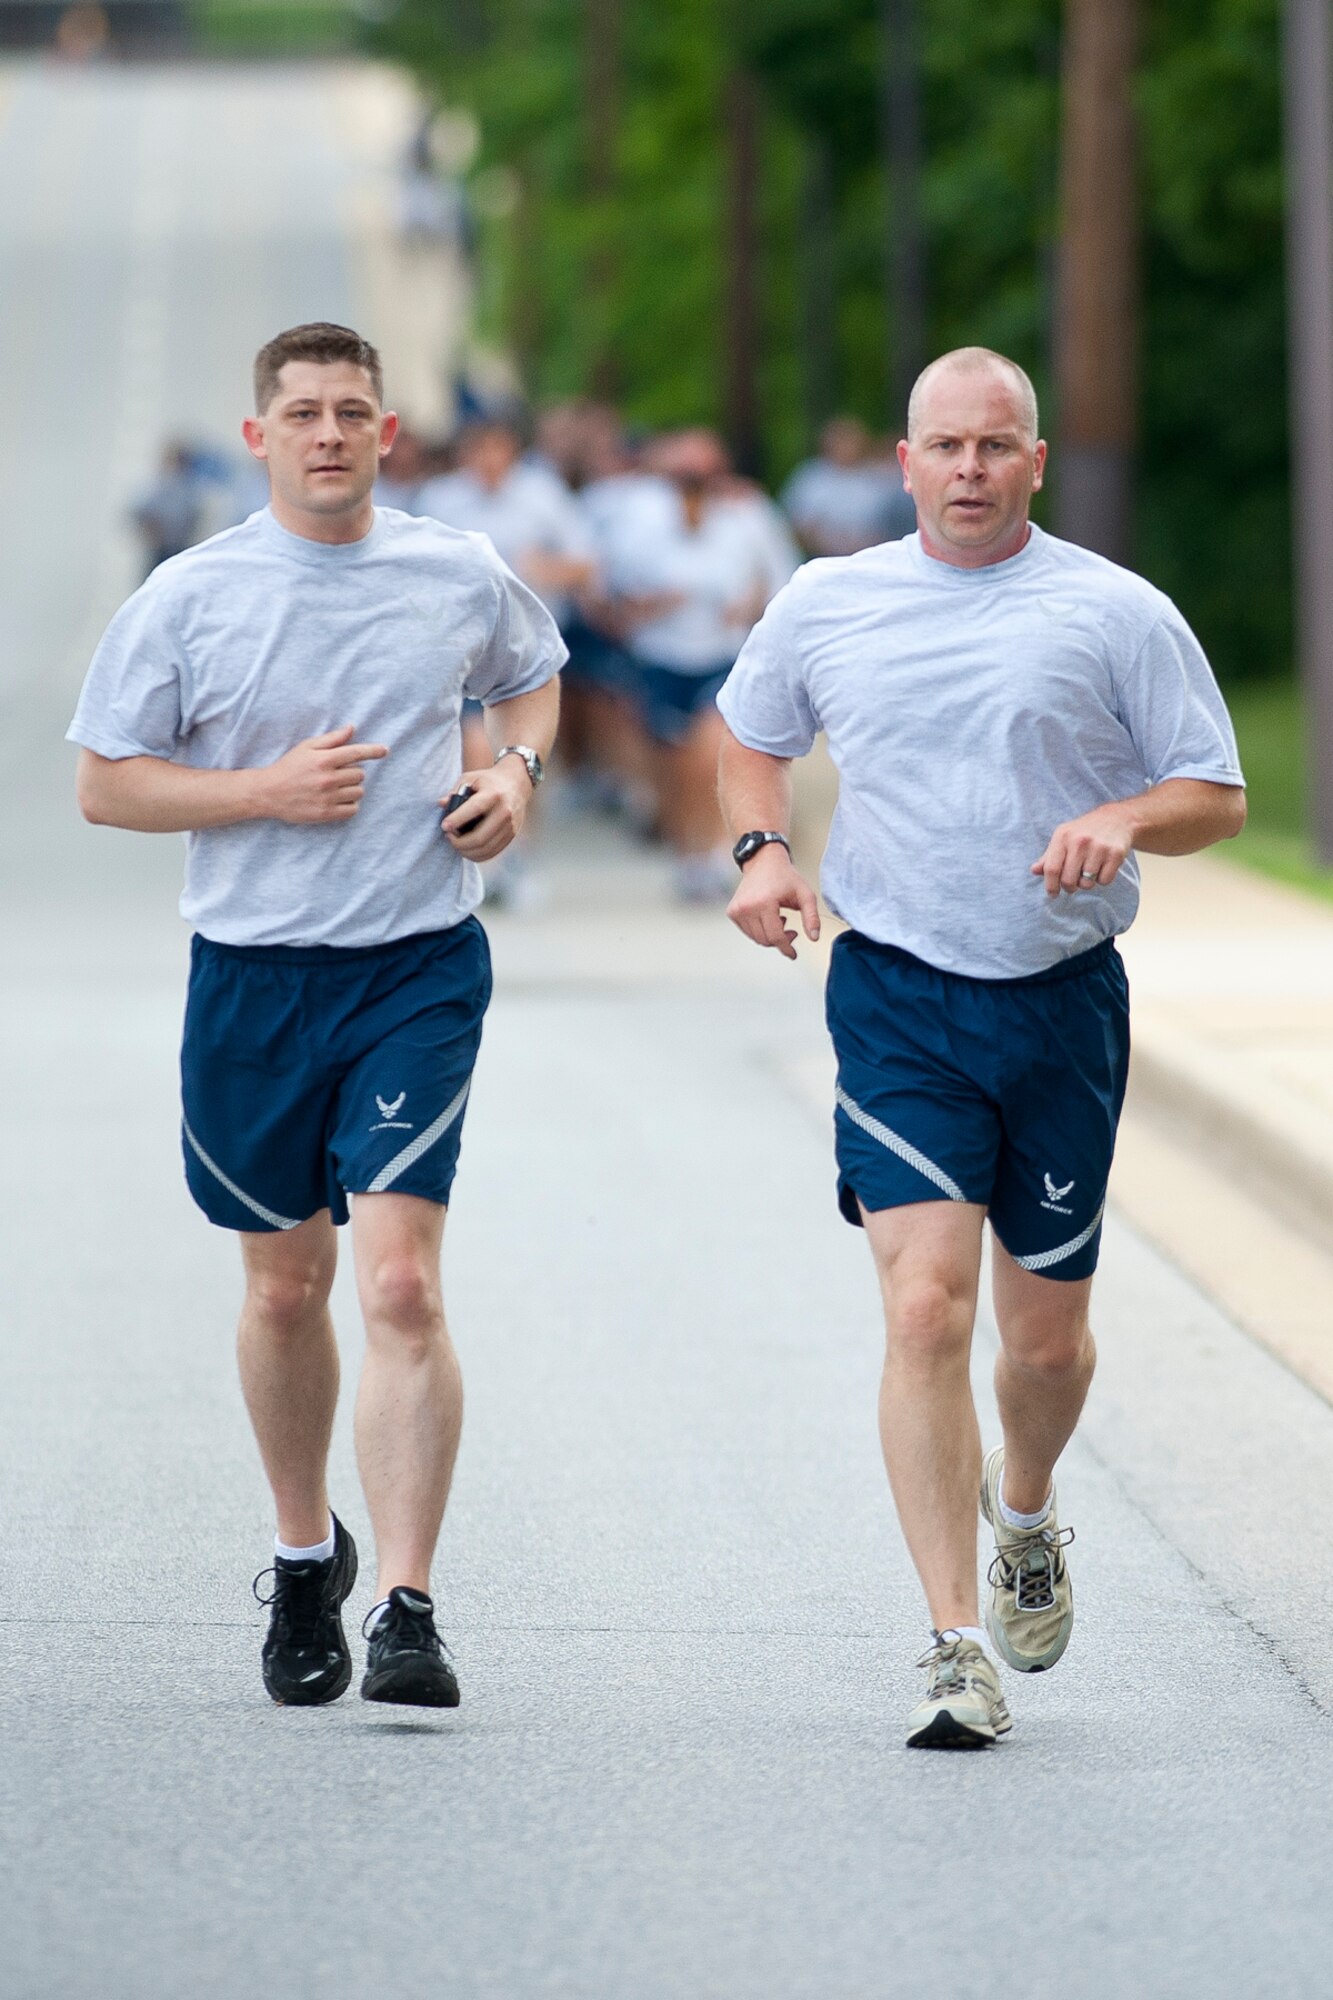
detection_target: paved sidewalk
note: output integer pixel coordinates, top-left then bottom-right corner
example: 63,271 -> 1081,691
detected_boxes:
1113,850 -> 1333,1399
1122,849 -> 1333,1244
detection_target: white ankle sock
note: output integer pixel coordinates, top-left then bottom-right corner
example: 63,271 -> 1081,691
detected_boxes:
998,1489 -> 1052,1532
275,1518 -> 335,1564
365,1598 -> 390,1631
932,1624 -> 984,1656
951,1624 -> 993,1659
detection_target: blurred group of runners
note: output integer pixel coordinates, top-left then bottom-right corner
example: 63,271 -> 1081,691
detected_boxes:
138,399 -> 915,906
382,401 -> 917,903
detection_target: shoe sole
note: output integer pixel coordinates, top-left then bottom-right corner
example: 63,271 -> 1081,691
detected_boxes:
361,1661 -> 460,1708
979,1449 -> 1073,1676
269,1656 -> 355,1707
906,1707 -> 1001,1750
262,1528 -> 359,1708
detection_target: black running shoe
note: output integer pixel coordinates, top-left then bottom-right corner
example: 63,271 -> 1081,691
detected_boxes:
252,1515 -> 358,1706
360,1587 -> 460,1707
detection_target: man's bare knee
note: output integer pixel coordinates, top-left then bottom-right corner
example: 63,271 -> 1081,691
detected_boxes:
1001,1311 -> 1093,1380
245,1264 -> 332,1339
361,1255 -> 442,1350
888,1276 -> 973,1366
994,1258 -> 1094,1378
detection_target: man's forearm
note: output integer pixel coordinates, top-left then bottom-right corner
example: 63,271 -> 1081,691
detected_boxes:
1123,776 -> 1247,854
484,676 -> 561,764
77,749 -> 270,833
717,731 -> 795,842
1035,775 -> 1247,896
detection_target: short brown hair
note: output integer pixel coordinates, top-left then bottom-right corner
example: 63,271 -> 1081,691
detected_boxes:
253,322 -> 383,412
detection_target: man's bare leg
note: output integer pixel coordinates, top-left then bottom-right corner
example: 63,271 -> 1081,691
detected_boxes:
991,1245 -> 1095,1514
656,709 -> 727,855
861,1200 -> 987,1632
351,1191 -> 461,1600
238,1213 -> 340,1547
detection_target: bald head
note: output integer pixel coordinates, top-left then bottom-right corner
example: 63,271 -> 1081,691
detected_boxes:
897,346 -> 1046,568
907,347 -> 1039,447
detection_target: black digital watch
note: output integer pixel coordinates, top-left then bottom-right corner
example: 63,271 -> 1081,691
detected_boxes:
732,830 -> 792,869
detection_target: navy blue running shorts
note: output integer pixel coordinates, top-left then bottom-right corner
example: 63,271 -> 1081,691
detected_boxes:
825,930 -> 1130,1281
632,659 -> 730,746
180,918 -> 492,1232
561,614 -> 634,696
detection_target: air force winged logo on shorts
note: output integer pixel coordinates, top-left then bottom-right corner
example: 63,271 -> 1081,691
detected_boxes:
372,1092 -> 413,1132
1041,1173 -> 1075,1215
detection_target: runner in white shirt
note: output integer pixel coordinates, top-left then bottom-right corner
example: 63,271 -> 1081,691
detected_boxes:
781,416 -> 916,555
417,420 -> 596,628
605,428 -> 778,900
718,476 -> 802,600
718,347 -> 1245,1748
68,323 -> 563,1712
541,408 -> 662,822
418,420 -> 596,903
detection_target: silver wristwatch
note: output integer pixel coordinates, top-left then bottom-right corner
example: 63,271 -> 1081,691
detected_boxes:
495,744 -> 545,790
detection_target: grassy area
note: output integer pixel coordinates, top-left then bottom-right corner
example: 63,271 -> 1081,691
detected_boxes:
1223,678 -> 1333,904
191,1 -> 360,55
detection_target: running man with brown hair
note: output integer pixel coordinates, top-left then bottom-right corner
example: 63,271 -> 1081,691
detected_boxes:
69,323 -> 563,1709
718,346 -> 1246,1747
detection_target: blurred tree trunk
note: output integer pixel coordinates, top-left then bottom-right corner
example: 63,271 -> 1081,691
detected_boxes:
800,132 -> 837,446
1283,0 -> 1333,859
511,159 -> 546,395
1055,0 -> 1138,562
723,67 -> 763,476
583,0 -> 621,401
879,0 -> 925,431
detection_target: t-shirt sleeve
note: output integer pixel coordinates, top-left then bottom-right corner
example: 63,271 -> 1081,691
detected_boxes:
65,584 -> 186,761
716,574 -> 819,757
1117,604 -> 1245,789
464,555 -> 569,704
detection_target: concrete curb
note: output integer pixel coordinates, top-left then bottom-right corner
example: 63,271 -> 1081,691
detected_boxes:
1128,1015 -> 1333,1260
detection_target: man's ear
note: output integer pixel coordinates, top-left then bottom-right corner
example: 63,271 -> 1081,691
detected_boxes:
1031,439 -> 1048,492
241,416 -> 267,463
378,410 -> 400,459
896,436 -> 913,494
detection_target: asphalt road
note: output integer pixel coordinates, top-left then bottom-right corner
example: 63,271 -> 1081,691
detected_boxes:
3,58 -> 1333,2000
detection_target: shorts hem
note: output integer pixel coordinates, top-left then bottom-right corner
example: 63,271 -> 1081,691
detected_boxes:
343,1180 -> 453,1209
837,1177 -> 983,1228
988,1218 -> 1103,1282
187,1194 -> 336,1235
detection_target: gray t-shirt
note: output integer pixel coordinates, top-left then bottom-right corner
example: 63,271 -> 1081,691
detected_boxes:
67,506 -> 566,948
717,524 -> 1244,978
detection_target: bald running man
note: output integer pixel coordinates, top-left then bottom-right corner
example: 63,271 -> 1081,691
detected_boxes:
718,347 -> 1246,1747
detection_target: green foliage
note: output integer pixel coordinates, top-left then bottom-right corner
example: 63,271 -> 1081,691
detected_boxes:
193,1 -> 357,54
1226,677 -> 1306,837
373,0 -> 1293,681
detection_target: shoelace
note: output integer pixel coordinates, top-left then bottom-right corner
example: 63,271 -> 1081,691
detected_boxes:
915,1631 -> 988,1699
987,1524 -> 1075,1610
252,1563 -> 328,1648
362,1600 -> 454,1662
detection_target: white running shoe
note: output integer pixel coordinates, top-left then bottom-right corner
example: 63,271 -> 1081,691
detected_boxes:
980,1446 -> 1075,1674
905,1631 -> 1012,1749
